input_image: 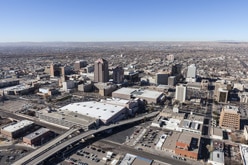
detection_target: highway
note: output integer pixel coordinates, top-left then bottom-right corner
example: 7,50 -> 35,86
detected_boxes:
12,127 -> 78,165
14,111 -> 159,165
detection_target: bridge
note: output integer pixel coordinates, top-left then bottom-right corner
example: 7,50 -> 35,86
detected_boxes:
13,111 -> 159,165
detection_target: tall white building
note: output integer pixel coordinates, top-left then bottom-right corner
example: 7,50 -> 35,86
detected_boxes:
187,64 -> 196,78
167,54 -> 174,62
175,85 -> 186,102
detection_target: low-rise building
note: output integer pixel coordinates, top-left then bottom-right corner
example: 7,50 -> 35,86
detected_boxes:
208,150 -> 225,165
211,127 -> 223,140
112,87 -> 164,104
1,120 -> 34,139
162,131 -> 180,153
0,79 -> 19,88
120,153 -> 153,165
175,131 -> 201,160
23,128 -> 51,146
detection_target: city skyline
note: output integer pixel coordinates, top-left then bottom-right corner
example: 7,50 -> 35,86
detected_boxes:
1,0 -> 248,42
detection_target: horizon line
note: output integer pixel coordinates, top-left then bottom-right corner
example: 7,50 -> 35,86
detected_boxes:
0,40 -> 247,43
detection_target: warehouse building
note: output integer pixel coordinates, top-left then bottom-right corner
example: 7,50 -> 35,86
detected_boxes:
60,101 -> 128,125
112,87 -> 164,104
1,120 -> 34,139
23,128 -> 51,146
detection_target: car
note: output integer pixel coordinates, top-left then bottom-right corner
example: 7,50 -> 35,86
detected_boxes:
171,155 -> 178,159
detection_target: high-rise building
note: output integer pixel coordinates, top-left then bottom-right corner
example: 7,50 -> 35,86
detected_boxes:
216,88 -> 228,103
171,64 -> 182,76
168,76 -> 176,86
219,105 -> 240,130
156,72 -> 169,85
175,85 -> 186,103
50,63 -> 62,77
167,54 -> 174,62
94,58 -> 109,83
112,66 -> 124,84
74,60 -> 87,71
187,64 -> 196,78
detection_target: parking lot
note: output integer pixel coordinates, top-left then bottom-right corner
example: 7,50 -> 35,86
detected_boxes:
0,148 -> 30,165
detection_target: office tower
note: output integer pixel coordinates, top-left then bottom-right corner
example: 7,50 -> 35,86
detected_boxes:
74,60 -> 87,71
168,76 -> 176,86
156,72 -> 169,85
216,88 -> 228,103
50,63 -> 62,77
219,106 -> 240,130
201,79 -> 209,90
167,54 -> 174,62
171,64 -> 182,76
187,64 -> 196,78
94,58 -> 109,83
175,85 -> 186,102
112,66 -> 124,84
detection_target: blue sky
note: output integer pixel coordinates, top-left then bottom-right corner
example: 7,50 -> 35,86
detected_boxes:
0,0 -> 247,42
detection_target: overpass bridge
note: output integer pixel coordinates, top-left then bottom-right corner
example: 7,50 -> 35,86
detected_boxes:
13,111 -> 159,165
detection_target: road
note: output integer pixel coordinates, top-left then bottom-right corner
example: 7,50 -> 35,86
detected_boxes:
14,111 -> 159,165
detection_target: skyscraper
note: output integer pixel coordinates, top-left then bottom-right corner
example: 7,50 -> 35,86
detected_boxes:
112,66 -> 124,84
175,84 -> 186,103
187,64 -> 196,78
94,58 -> 109,83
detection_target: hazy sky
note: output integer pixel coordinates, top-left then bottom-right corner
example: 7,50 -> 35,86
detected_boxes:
0,0 -> 248,42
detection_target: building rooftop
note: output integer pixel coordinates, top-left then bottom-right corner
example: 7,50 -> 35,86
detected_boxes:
2,120 -> 34,133
212,127 -> 223,137
223,105 -> 239,113
212,150 -> 225,164
177,131 -> 201,153
132,89 -> 163,99
23,128 -> 50,140
240,144 -> 248,165
60,101 -> 125,121
112,87 -> 135,96
162,131 -> 180,151
38,108 -> 96,127
132,156 -> 153,165
100,98 -> 130,107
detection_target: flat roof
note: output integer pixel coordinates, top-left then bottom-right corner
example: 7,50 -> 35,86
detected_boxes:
162,131 -> 180,151
23,128 -> 50,140
212,127 -> 223,136
132,156 -> 153,165
133,90 -> 163,99
212,150 -> 224,164
100,98 -> 130,107
120,153 -> 136,165
60,101 -> 125,121
177,131 -> 201,153
38,108 -> 96,126
113,87 -> 163,100
3,120 -> 34,133
223,105 -> 239,113
112,87 -> 135,95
